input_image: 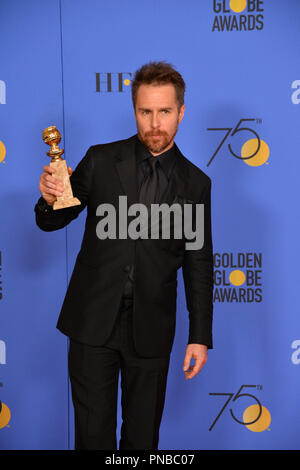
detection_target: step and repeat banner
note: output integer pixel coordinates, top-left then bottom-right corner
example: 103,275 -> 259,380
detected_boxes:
0,0 -> 299,450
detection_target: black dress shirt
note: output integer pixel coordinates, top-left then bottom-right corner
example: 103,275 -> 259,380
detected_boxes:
135,136 -> 176,196
122,137 -> 177,300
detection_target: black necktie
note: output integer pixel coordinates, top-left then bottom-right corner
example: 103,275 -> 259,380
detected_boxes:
122,156 -> 168,300
139,157 -> 159,208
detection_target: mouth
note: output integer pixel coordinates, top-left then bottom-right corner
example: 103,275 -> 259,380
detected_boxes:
149,134 -> 163,138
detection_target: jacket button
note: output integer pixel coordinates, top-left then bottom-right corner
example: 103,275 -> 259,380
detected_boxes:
123,265 -> 130,273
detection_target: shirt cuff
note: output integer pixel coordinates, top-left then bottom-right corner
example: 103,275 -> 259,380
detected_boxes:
36,197 -> 54,214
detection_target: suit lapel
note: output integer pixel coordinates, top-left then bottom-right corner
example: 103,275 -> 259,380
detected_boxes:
114,135 -> 138,209
162,142 -> 188,206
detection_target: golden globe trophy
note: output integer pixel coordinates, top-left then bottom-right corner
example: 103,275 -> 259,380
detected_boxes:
42,125 -> 81,210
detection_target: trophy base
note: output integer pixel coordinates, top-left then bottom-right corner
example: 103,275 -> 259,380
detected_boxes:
53,197 -> 81,210
49,158 -> 81,210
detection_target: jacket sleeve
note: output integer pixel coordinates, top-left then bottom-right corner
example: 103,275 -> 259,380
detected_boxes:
182,178 -> 214,348
34,146 -> 94,232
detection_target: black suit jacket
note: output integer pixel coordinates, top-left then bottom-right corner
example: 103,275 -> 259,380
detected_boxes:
35,134 -> 214,357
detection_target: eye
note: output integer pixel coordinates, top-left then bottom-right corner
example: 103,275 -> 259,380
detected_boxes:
142,110 -> 150,115
161,109 -> 170,114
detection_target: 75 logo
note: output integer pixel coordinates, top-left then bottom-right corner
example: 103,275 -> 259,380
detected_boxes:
206,118 -> 269,167
209,384 -> 271,432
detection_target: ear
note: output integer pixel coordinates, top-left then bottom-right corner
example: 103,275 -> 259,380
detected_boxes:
178,104 -> 185,123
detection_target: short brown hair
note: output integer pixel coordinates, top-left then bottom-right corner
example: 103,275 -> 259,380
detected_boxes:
131,61 -> 186,109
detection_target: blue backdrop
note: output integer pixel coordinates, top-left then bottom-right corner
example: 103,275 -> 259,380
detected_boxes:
1,0 -> 300,450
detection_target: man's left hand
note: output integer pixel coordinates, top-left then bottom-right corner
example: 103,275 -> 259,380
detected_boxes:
183,344 -> 208,380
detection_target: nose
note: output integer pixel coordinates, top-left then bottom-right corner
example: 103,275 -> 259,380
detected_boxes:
150,111 -> 160,129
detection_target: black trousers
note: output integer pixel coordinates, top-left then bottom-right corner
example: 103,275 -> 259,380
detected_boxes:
68,298 -> 170,450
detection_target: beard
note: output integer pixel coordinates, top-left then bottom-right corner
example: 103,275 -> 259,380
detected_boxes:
138,126 -> 178,154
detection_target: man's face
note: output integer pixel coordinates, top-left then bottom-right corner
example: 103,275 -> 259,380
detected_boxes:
134,83 -> 185,156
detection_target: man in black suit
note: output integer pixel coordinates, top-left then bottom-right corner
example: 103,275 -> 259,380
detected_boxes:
35,61 -> 213,450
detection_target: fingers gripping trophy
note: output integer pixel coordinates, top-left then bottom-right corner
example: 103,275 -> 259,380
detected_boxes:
42,126 -> 81,210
